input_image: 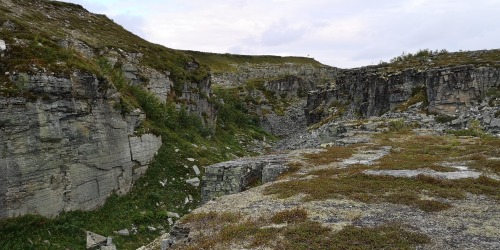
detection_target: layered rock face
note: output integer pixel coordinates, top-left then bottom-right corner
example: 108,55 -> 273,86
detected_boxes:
0,72 -> 161,218
180,78 -> 217,127
259,76 -> 317,137
306,65 -> 500,131
211,63 -> 340,86
201,154 -> 290,203
118,52 -> 217,127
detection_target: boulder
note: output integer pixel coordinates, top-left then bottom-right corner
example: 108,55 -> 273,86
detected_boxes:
185,177 -> 200,187
86,231 -> 106,249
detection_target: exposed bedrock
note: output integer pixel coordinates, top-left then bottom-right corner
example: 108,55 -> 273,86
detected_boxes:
305,65 -> 500,129
0,72 -> 162,218
201,154 -> 290,203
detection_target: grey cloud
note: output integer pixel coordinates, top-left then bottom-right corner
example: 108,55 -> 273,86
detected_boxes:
257,22 -> 308,46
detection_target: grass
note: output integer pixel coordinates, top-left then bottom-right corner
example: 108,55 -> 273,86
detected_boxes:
445,119 -> 488,138
279,222 -> 429,250
378,48 -> 500,72
184,50 -> 323,73
176,213 -> 429,250
0,18 -> 274,249
264,132 -> 500,212
270,208 -> 308,224
0,91 -> 270,249
0,0 -> 209,96
303,145 -> 358,165
396,86 -> 429,112
264,170 -> 498,212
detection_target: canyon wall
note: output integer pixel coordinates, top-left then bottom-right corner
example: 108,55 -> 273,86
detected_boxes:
211,63 -> 340,86
0,72 -> 162,218
305,65 -> 500,133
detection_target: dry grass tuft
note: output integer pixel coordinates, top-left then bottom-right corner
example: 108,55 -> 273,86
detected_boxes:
303,145 -> 359,165
270,208 -> 308,224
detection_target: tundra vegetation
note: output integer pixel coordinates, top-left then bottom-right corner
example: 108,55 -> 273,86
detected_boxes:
1,1 -> 500,249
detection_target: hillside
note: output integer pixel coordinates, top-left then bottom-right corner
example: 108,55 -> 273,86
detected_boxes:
1,0 -> 499,249
0,0 -> 326,249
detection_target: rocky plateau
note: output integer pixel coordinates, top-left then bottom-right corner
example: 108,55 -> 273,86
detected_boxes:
0,1 -> 499,249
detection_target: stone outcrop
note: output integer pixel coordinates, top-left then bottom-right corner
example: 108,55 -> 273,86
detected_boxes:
0,72 -> 162,218
305,65 -> 500,131
259,76 -> 317,137
180,78 -> 217,127
116,53 -> 217,126
211,63 -> 340,87
201,154 -> 290,203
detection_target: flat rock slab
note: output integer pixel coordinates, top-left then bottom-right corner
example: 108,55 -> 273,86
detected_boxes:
341,146 -> 391,166
363,169 -> 481,180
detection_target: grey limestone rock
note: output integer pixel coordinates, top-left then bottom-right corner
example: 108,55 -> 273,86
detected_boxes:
192,165 -> 201,175
211,63 -> 340,87
185,177 -> 200,187
0,72 -> 162,218
0,39 -> 5,51
305,65 -> 500,127
86,231 -> 107,249
114,229 -> 130,236
201,154 -> 289,203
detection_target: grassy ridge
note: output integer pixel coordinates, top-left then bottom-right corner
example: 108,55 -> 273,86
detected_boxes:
0,0 -> 208,84
184,50 -> 324,73
378,49 -> 500,72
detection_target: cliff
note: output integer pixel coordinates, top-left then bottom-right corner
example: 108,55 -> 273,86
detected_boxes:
306,52 -> 500,134
0,72 -> 161,218
146,50 -> 500,250
1,0 -> 500,249
0,0 -> 214,218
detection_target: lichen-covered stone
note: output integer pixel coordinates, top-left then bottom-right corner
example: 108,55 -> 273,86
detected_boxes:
201,154 -> 289,203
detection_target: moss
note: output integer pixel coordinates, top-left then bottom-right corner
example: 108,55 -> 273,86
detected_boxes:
397,86 -> 429,112
184,50 -> 323,74
435,114 -> 456,123
179,217 -> 429,250
270,208 -> 308,224
264,133 -> 500,211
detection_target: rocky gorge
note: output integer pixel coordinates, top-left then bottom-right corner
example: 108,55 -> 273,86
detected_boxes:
143,51 -> 500,249
0,1 -> 499,249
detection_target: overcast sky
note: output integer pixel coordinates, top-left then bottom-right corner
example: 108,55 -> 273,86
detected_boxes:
62,0 -> 500,68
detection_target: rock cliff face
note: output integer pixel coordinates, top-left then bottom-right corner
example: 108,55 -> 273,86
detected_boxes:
180,78 -> 217,127
211,63 -> 339,86
117,51 -> 217,127
0,72 -> 161,218
306,65 -> 500,132
201,154 -> 290,203
212,64 -> 334,137
259,76 -> 317,137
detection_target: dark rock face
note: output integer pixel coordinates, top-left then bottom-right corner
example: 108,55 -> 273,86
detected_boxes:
305,66 -> 500,126
180,78 -> 218,127
0,72 -> 162,218
201,154 -> 289,203
260,76 -> 316,137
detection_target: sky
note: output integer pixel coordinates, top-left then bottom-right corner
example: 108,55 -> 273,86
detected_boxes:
62,0 -> 500,68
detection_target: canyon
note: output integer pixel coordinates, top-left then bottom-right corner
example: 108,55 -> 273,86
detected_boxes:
0,1 -> 499,249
